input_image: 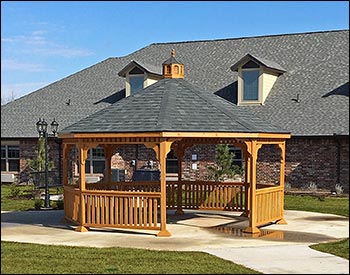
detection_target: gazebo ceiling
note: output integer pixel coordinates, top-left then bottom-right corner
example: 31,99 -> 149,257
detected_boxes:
60,77 -> 288,137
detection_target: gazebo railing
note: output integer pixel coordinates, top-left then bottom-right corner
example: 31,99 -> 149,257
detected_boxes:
65,181 -> 283,231
167,181 -> 245,211
63,185 -> 80,223
86,180 -> 246,211
64,185 -> 160,230
255,185 -> 284,226
83,190 -> 160,230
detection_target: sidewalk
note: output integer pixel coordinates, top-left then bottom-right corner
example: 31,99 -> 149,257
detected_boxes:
1,209 -> 349,274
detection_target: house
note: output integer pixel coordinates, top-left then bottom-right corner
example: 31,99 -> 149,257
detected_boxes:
1,29 -> 349,193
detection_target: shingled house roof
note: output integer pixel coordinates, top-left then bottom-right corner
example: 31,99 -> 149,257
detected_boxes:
61,78 -> 286,134
230,53 -> 286,73
1,30 -> 349,138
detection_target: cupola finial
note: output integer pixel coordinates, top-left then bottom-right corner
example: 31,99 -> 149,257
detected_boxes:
171,49 -> 175,57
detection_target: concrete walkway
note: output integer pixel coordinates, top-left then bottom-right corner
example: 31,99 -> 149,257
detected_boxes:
1,209 -> 349,274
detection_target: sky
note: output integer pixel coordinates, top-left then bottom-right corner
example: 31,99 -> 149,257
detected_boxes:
1,1 -> 349,102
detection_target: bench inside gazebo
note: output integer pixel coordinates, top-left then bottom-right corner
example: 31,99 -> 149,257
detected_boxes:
59,50 -> 290,237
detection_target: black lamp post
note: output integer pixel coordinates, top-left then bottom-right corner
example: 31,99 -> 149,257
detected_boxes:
36,118 -> 59,208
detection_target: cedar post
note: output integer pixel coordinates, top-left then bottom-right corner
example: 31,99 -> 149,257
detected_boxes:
157,140 -> 172,237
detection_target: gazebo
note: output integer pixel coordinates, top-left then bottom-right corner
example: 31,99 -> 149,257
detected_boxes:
59,51 -> 290,237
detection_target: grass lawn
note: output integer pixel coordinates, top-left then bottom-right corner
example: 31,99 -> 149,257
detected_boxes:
310,238 -> 349,260
284,194 -> 349,259
1,241 -> 259,274
1,185 -> 348,273
284,194 -> 349,217
1,184 -> 36,211
1,184 -> 63,211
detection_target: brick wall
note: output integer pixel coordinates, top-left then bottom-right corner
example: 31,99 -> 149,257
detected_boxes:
13,136 -> 349,193
285,136 -> 349,192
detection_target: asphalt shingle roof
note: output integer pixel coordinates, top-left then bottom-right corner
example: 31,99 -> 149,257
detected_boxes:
118,60 -> 162,77
61,78 -> 285,134
230,53 -> 286,73
2,30 -> 349,138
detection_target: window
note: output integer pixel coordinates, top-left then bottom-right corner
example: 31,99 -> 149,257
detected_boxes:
242,70 -> 259,101
85,147 -> 105,174
166,149 -> 178,173
228,146 -> 244,168
129,75 -> 144,96
1,145 -> 20,172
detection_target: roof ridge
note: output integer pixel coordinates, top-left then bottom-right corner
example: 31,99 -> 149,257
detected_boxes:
150,29 -> 349,46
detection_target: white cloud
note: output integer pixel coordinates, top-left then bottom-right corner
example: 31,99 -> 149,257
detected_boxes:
28,46 -> 93,57
2,30 -> 93,57
1,59 -> 52,72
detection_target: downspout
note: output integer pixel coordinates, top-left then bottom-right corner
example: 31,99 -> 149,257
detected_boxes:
333,133 -> 341,185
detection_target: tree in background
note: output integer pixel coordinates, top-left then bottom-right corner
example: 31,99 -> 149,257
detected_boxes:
26,137 -> 55,188
27,137 -> 46,172
207,144 -> 243,181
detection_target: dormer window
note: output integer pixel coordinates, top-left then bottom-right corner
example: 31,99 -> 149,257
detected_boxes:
242,61 -> 260,101
231,54 -> 286,106
242,70 -> 259,100
118,60 -> 163,97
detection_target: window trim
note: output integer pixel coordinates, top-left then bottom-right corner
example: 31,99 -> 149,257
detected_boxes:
237,66 -> 263,106
1,145 -> 20,172
242,69 -> 260,101
238,67 -> 262,105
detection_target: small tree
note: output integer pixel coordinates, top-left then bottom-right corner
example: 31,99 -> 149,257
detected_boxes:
207,144 -> 243,181
26,137 -> 55,187
27,137 -> 46,172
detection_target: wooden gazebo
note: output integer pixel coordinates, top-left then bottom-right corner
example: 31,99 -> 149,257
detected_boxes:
59,51 -> 290,237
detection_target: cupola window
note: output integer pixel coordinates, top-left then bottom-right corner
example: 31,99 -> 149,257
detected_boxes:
162,49 -> 184,79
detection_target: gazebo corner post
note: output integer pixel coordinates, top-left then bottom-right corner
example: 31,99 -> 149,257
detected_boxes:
157,140 -> 172,237
243,140 -> 260,234
76,143 -> 89,233
240,145 -> 250,217
276,141 -> 288,225
62,143 -> 69,223
174,144 -> 185,215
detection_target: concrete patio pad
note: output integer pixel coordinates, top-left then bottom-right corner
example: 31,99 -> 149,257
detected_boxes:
1,209 -> 349,274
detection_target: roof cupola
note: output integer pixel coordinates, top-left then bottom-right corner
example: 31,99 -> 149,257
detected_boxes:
162,49 -> 184,79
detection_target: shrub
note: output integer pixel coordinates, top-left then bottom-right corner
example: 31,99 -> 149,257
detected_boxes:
34,199 -> 42,210
284,182 -> 292,191
335,184 -> 344,195
9,184 -> 22,198
307,182 -> 318,192
56,199 -> 64,210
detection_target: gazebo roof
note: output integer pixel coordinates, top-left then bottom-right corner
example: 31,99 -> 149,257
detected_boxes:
60,77 -> 287,135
